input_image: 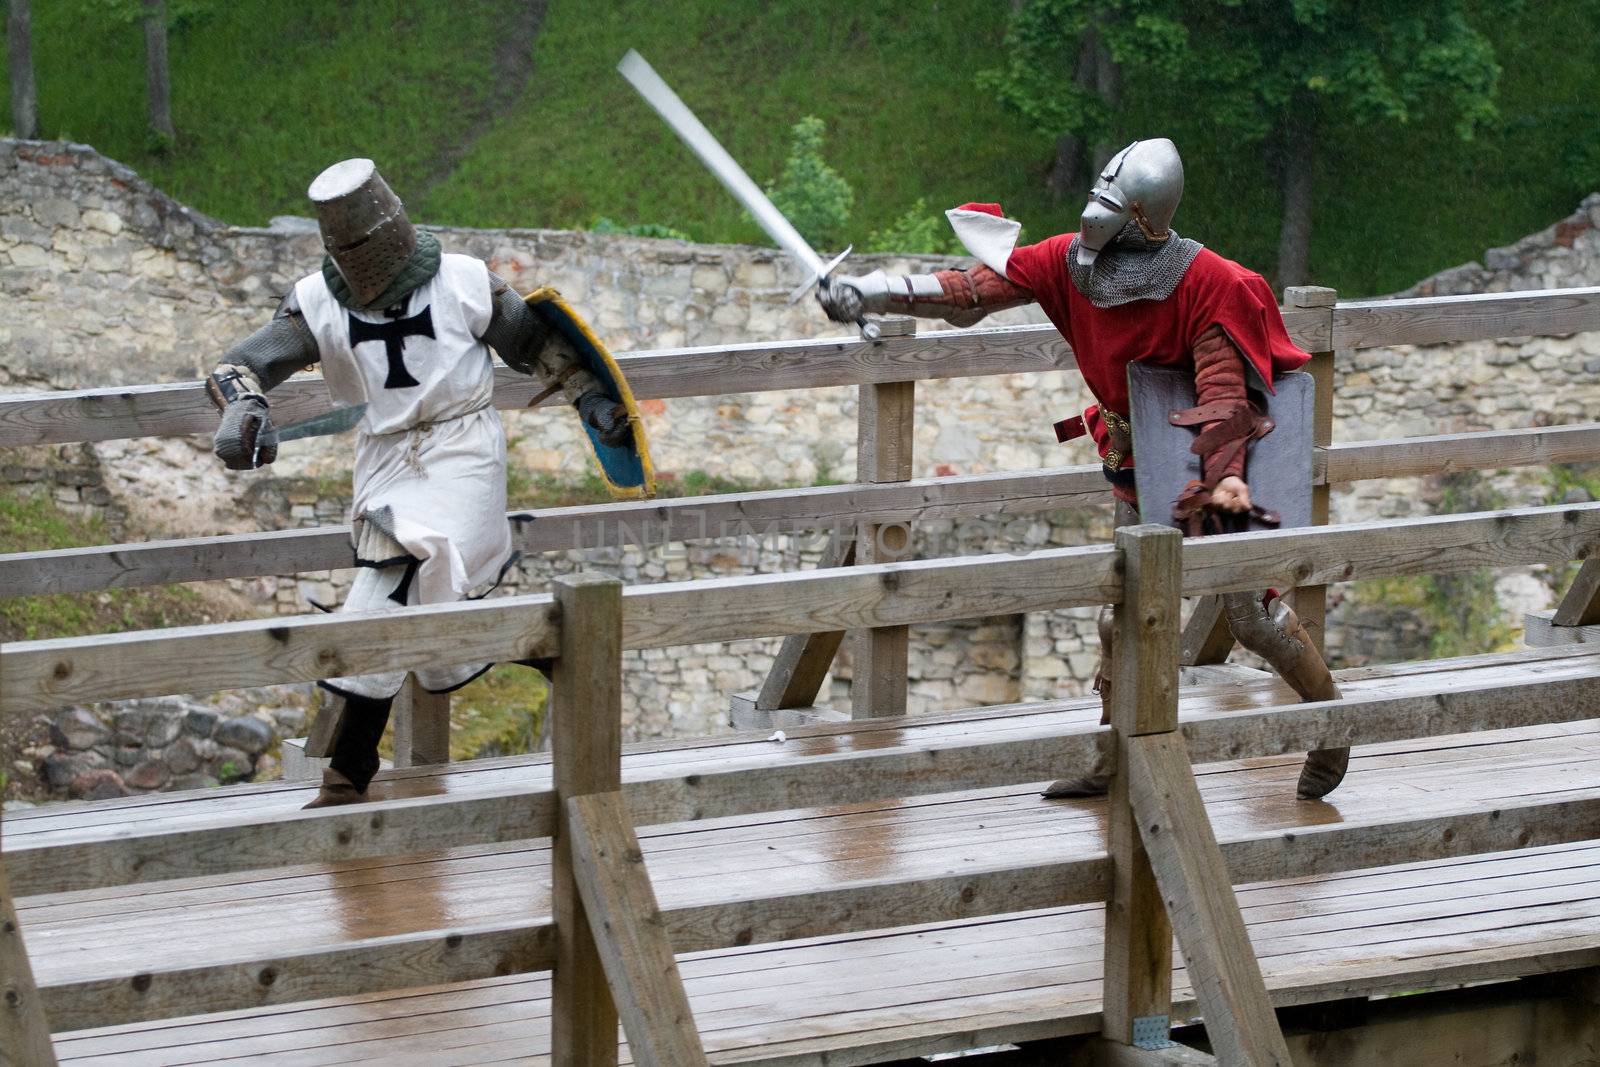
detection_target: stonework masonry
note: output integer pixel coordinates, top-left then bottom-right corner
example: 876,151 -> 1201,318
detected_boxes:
3,139 -> 1599,773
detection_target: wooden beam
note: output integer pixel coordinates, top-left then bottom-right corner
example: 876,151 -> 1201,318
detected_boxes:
853,324 -> 917,719
1525,610 -> 1600,647
1285,286 -> 1336,655
1553,557 -> 1600,627
1103,525 -> 1181,1046
550,573 -> 624,1065
1321,423 -> 1600,484
1179,596 -> 1235,667
566,793 -> 707,1066
0,465 -> 1107,599
0,845 -> 57,1066
1331,286 -> 1600,351
1086,1038 -> 1218,1066
1178,501 -> 1600,598
301,687 -> 343,760
0,324 -> 1078,448
392,676 -> 451,768
754,539 -> 854,713
8,421 -> 1600,603
0,592 -> 560,715
1127,732 -> 1292,1066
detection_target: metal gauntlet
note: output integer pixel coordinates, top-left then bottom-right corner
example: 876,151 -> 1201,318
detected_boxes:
831,270 -> 987,327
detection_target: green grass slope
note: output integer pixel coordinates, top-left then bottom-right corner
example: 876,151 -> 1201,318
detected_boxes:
4,0 -> 1597,294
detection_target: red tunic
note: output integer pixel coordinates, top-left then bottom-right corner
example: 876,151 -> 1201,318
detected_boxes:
1003,234 -> 1310,463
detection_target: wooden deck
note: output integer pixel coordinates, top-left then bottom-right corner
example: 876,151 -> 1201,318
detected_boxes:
13,649 -> 1600,1064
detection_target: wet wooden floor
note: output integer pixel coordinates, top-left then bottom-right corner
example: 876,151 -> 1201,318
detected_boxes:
12,650 -> 1600,1064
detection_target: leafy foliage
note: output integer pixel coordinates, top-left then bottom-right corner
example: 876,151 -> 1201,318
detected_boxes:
587,216 -> 692,241
866,198 -> 961,255
984,1 -> 1500,149
764,116 -> 854,252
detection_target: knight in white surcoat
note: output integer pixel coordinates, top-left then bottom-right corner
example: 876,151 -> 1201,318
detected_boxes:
207,159 -> 631,807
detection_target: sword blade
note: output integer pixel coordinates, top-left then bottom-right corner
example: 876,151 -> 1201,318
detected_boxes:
277,403 -> 366,442
618,49 -> 826,279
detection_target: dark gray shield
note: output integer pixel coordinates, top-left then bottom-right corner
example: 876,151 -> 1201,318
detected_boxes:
1128,362 -> 1314,531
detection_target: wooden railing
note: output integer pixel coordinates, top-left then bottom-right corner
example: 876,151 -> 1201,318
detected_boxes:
2,284 -> 1600,757
7,502 -> 1600,1062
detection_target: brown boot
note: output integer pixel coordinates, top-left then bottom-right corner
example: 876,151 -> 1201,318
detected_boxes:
1044,612 -> 1115,799
302,768 -> 368,809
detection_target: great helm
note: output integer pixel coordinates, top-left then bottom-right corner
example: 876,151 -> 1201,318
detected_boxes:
308,159 -> 418,307
1076,138 -> 1184,267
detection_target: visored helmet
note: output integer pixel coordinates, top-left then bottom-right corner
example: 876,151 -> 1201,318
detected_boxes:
308,158 -> 418,307
1077,138 -> 1184,266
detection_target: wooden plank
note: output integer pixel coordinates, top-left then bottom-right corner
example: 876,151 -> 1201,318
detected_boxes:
392,677 -> 451,769
1102,525 -> 1182,1045
1553,557 -> 1600,627
566,793 -> 707,1066
0,593 -> 560,715
12,421 -> 1600,602
301,688 -> 343,760
852,346 -> 916,720
0,849 -> 58,1065
1179,501 -> 1600,598
1332,286 -> 1600,350
550,573 -> 624,1065
620,542 -> 1123,652
14,642 -> 1600,899
1179,596 -> 1234,667
1322,423 -> 1600,484
1525,610 -> 1600,648
1127,732 -> 1291,1066
754,539 -> 854,714
0,466 -> 1107,599
0,324 -> 1077,449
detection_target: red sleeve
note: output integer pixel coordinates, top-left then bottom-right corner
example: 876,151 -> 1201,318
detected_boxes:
1001,234 -> 1072,295
1182,255 -> 1311,392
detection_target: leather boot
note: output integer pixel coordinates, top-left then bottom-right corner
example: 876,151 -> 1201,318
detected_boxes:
1042,606 -> 1116,799
1226,592 -> 1347,799
302,767 -> 368,809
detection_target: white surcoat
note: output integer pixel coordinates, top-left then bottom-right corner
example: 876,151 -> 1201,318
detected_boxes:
294,254 -> 512,697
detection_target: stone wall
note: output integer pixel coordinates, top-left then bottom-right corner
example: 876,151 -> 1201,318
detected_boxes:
4,139 -> 1600,752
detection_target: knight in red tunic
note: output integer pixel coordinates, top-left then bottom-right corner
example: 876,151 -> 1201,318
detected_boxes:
819,138 -> 1348,800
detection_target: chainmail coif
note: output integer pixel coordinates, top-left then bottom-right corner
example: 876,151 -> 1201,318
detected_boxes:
1066,221 -> 1204,309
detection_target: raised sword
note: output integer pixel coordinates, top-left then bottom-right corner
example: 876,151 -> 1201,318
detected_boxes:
617,49 -> 879,341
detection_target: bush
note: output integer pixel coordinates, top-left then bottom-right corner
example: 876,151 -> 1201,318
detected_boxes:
765,116 -> 854,253
865,199 -> 961,255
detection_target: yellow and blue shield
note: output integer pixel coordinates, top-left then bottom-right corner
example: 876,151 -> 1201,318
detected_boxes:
524,287 -> 656,500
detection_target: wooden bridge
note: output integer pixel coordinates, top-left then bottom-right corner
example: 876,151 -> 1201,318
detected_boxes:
4,285 -> 1600,1065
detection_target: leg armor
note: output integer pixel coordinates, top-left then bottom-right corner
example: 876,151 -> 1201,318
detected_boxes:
1223,591 -> 1348,799
1042,499 -> 1140,799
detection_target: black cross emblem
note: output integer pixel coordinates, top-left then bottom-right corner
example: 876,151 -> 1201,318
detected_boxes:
349,303 -> 435,389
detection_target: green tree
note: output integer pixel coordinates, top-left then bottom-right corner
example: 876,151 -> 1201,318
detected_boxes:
765,115 -> 854,252
983,1 -> 1501,286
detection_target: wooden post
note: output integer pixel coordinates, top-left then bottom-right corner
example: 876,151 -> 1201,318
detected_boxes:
749,539 -> 856,717
1178,596 -> 1234,667
567,792 -> 708,1066
392,676 -> 451,768
1,664 -> 59,1067
550,573 -> 624,1065
1101,524 -> 1181,1047
852,317 -> 917,719
1127,733 -> 1292,1065
1285,286 -> 1337,652
1552,557 -> 1600,627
